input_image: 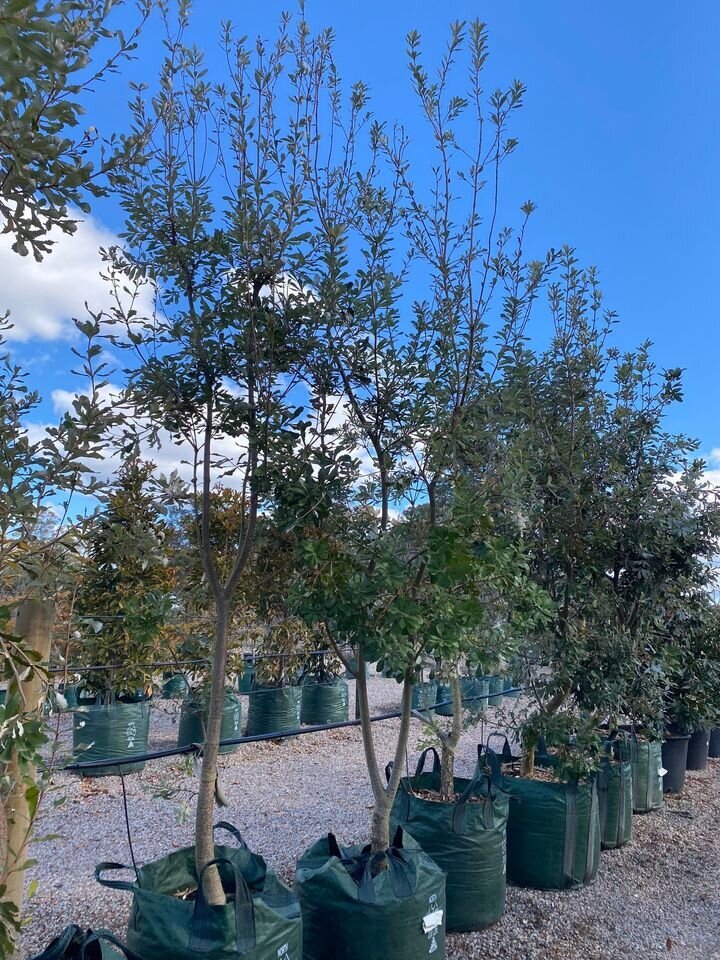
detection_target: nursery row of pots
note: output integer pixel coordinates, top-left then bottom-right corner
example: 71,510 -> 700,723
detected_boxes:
40,730 -> 686,960
412,674 -> 520,716
661,725 -> 719,793
70,678 -> 351,777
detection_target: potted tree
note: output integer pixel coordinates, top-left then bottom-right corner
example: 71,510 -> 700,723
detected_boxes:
73,459 -> 172,777
92,10 -> 336,953
245,619 -> 306,737
300,646 -> 349,727
290,17 -> 558,956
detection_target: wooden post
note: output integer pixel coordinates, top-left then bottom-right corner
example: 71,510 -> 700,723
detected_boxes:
2,598 -> 54,950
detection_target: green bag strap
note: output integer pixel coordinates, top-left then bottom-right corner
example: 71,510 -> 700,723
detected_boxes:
562,781 -> 579,886
358,827 -> 416,904
617,761 -> 628,845
328,828 -> 417,905
452,759 -> 495,834
27,925 -> 84,960
477,743 -> 504,787
485,733 -> 515,763
413,747 -> 441,781
596,759 -> 609,840
584,780 -> 600,883
213,821 -> 248,849
94,863 -> 137,891
189,856 -> 255,956
81,930 -> 144,960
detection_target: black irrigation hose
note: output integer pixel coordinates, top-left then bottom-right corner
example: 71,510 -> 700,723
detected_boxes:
63,686 -> 524,772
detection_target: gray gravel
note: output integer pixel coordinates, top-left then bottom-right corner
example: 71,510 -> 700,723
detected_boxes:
19,679 -> 720,959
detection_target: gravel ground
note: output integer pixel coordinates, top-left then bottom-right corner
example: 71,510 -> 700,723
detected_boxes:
19,678 -> 720,959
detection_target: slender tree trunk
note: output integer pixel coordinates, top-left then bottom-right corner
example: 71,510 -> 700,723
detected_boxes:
2,599 -> 54,956
369,675 -> 414,854
440,673 -> 463,801
194,600 -> 230,905
520,746 -> 535,778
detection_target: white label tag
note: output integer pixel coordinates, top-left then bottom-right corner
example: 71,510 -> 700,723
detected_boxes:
659,767 -> 667,777
422,909 -> 443,933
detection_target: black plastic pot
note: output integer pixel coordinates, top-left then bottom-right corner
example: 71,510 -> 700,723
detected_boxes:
709,728 -> 720,759
686,728 -> 710,771
661,734 -> 689,794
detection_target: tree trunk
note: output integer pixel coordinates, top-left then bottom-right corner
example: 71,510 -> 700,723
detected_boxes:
520,748 -> 535,778
2,598 -> 54,954
440,673 -> 463,801
369,675 -> 414,854
194,602 -> 230,905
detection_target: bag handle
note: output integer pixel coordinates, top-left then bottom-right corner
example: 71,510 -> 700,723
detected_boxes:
357,828 -> 416,904
189,856 -> 256,956
486,733 -> 514,762
28,925 -> 83,960
478,743 -> 504,785
413,747 -> 441,781
452,761 -> 495,833
213,821 -> 248,849
94,862 -> 136,892
81,930 -> 145,960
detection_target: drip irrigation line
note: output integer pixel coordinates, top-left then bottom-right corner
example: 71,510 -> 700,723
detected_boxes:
63,686 -> 524,772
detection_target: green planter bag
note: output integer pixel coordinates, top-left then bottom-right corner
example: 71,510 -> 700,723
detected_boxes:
597,735 -> 632,850
246,684 -> 301,737
296,827 -> 446,960
72,700 -> 151,777
177,690 -> 242,755
411,681 -> 438,714
503,677 -> 521,699
57,683 -> 79,711
237,661 -> 256,695
486,676 -> 504,707
434,683 -> 453,717
29,925 -> 142,959
482,743 -> 600,890
95,822 -> 302,960
388,746 -> 508,931
162,673 -> 189,699
300,678 -> 349,725
629,733 -> 663,813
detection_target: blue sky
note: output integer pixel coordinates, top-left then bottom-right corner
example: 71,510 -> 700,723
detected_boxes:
5,1 -> 719,474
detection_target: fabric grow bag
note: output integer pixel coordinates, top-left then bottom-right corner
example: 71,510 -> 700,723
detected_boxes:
57,682 -> 79,711
246,685 -> 301,737
177,690 -> 242,755
28,925 -> 142,960
486,676 -> 504,707
434,683 -> 453,717
435,679 -> 487,718
411,681 -> 438,714
300,678 -> 349,725
161,673 -> 189,700
596,736 -> 632,850
483,747 -> 600,890
709,727 -> 720,759
388,747 -> 508,931
237,661 -> 256,695
296,826 -> 446,960
628,735 -> 663,813
96,822 -> 302,960
73,701 -> 151,777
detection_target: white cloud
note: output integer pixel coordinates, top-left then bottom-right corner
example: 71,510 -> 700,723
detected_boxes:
0,211 -> 153,342
709,449 -> 720,467
47,382 -> 249,491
